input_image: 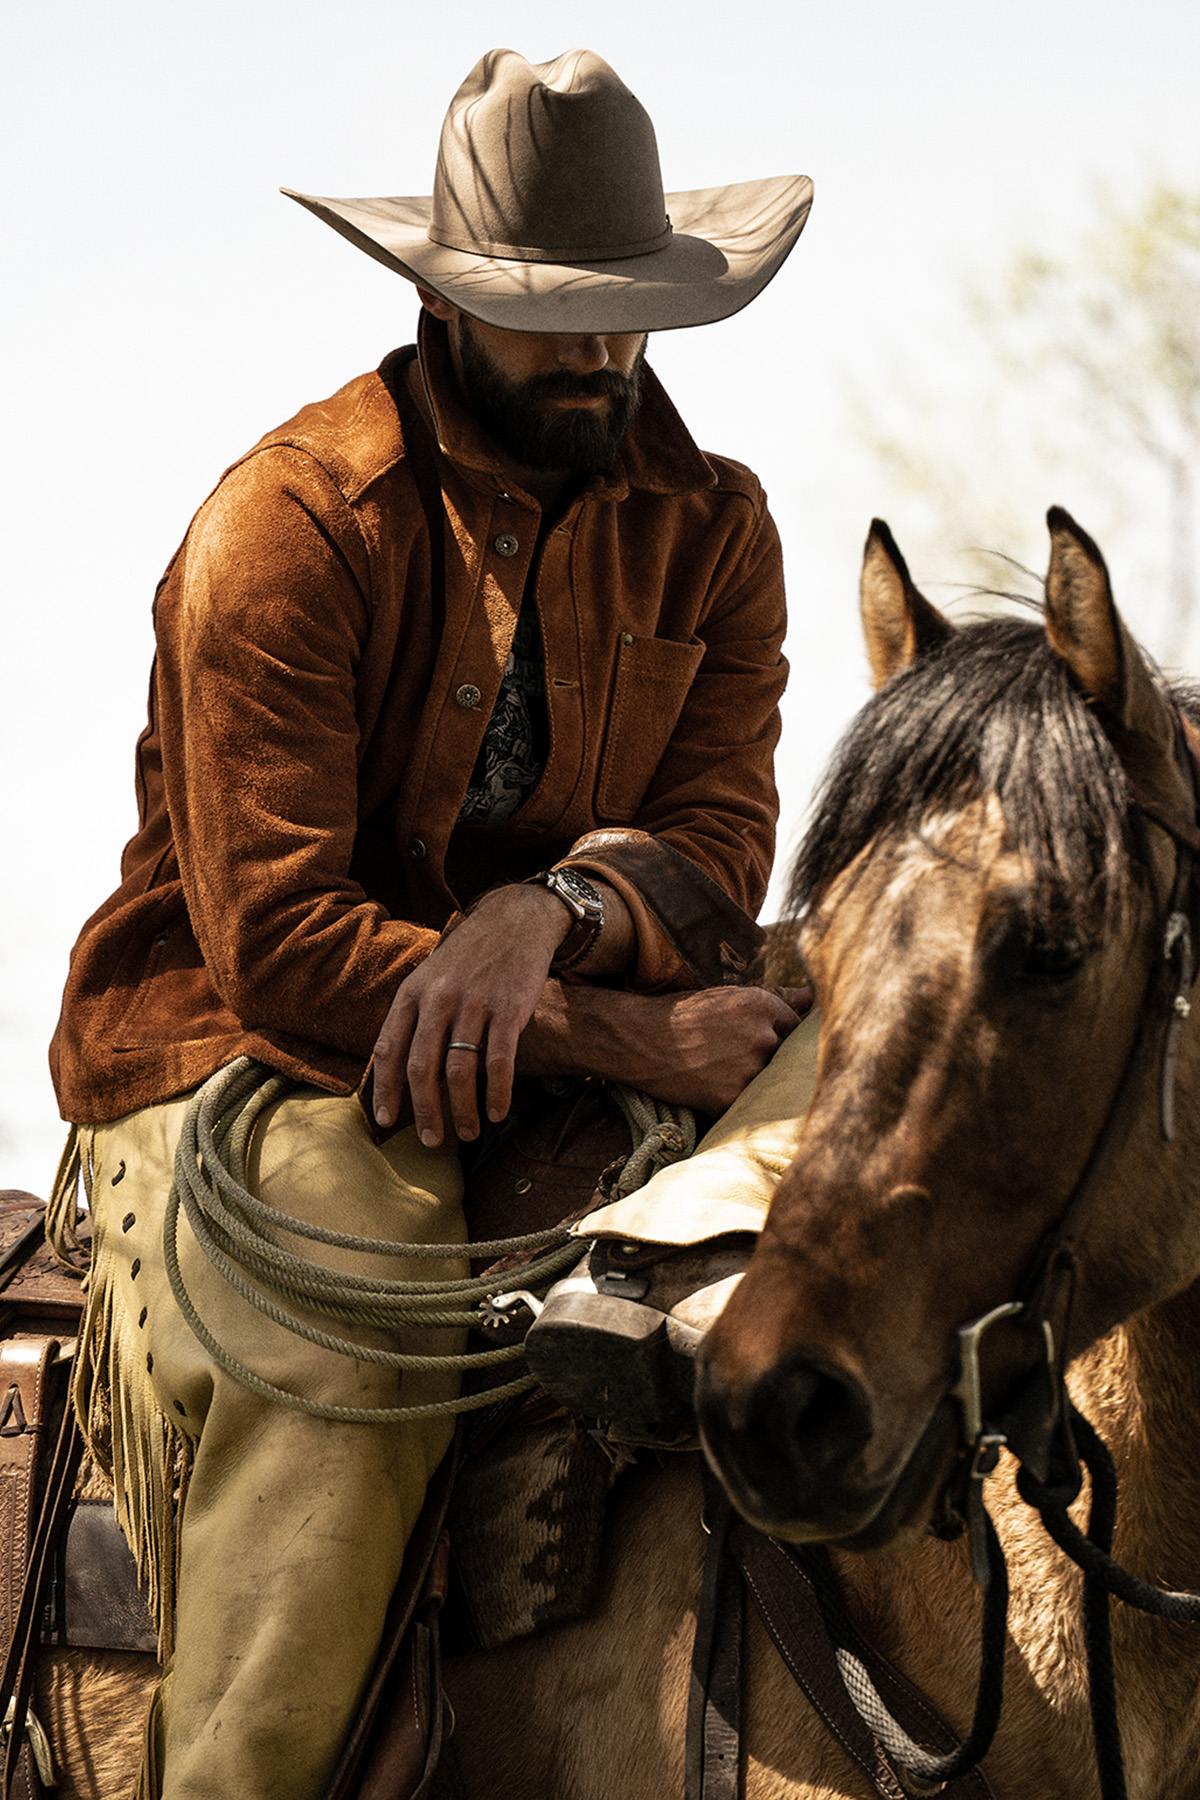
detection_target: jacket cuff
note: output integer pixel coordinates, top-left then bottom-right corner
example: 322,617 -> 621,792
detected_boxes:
557,829 -> 764,991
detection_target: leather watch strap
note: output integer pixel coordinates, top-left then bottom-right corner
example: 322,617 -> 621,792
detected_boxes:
525,870 -> 604,973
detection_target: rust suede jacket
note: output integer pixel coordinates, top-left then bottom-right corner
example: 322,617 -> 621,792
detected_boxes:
50,314 -> 788,1124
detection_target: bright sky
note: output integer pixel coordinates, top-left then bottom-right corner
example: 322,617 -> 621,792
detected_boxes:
3,0 -> 1197,1189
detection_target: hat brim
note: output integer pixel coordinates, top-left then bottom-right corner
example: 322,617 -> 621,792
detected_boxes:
281,175 -> 813,334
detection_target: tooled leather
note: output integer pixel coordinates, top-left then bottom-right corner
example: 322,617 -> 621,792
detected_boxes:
0,1338 -> 56,1800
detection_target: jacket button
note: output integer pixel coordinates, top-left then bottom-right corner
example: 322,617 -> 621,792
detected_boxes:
408,837 -> 427,860
494,533 -> 520,557
455,683 -> 482,709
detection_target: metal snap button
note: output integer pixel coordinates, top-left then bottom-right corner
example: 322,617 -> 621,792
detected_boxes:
620,631 -> 634,646
494,533 -> 520,557
408,837 -> 427,860
455,683 -> 482,710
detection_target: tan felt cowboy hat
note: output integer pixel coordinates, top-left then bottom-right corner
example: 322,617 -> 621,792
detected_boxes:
283,48 -> 813,335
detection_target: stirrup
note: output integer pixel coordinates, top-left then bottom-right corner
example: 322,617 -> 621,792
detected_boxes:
523,1235 -> 751,1448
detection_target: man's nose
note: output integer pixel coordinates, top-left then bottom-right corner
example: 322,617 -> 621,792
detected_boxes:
556,335 -> 610,374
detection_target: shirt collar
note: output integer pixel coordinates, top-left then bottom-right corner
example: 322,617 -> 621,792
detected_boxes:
414,311 -> 716,501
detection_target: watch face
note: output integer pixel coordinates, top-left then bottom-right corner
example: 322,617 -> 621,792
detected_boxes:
552,869 -> 603,916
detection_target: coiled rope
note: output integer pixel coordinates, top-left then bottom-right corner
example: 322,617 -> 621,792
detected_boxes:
164,1057 -> 695,1425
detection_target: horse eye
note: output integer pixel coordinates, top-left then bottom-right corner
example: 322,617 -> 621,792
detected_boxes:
1013,932 -> 1087,985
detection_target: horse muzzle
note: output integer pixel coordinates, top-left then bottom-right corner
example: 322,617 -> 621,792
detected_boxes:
694,1330 -> 968,1546
694,1343 -> 887,1537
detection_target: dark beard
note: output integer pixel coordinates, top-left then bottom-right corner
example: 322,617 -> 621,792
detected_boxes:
456,318 -> 646,474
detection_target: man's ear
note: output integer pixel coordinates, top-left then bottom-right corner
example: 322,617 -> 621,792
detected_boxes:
415,285 -> 458,324
860,520 -> 954,690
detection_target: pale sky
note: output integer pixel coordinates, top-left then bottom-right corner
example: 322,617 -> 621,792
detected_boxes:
3,0 -> 1197,1189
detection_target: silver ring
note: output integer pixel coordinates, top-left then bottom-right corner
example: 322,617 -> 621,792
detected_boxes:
447,1041 -> 481,1054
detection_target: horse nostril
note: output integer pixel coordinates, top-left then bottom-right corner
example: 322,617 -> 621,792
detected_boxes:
761,1355 -> 873,1475
696,1347 -> 876,1524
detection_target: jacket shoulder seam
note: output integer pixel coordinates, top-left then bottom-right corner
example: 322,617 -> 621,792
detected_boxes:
203,442 -> 374,603
700,453 -> 765,507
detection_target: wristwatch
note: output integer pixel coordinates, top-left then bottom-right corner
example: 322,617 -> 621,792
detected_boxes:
527,868 -> 605,973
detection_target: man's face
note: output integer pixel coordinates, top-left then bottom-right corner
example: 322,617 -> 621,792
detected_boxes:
451,313 -> 648,474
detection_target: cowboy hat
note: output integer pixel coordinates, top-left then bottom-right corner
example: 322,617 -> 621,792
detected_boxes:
282,48 -> 813,335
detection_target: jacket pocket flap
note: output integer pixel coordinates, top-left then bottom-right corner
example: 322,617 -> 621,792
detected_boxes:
597,634 -> 705,822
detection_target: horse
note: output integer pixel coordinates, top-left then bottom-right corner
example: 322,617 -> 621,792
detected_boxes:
439,511 -> 1200,1799
26,508 -> 1200,1798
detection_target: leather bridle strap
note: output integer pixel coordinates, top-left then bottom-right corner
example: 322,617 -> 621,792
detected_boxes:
728,1524 -> 1000,1799
684,1480 -> 743,1800
684,1466 -> 1001,1800
988,709 -> 1200,1493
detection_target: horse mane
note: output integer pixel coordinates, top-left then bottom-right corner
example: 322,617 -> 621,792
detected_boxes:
788,613 -> 1200,933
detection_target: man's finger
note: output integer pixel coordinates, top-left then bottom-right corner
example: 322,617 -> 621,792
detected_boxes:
484,1019 -> 519,1125
445,1024 -> 486,1141
372,997 -> 418,1127
407,1017 -> 450,1147
774,983 -> 815,1022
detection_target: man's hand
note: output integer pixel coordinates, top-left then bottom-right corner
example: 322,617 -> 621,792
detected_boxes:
371,885 -> 571,1145
518,982 -> 813,1117
629,985 -> 811,1114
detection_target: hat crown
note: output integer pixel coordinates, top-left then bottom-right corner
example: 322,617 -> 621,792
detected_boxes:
428,49 -> 672,265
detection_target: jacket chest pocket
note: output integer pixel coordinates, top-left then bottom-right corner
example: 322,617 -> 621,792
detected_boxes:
596,633 -> 705,822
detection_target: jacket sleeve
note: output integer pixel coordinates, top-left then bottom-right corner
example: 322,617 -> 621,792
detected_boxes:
158,445 -> 437,1057
561,486 -> 788,989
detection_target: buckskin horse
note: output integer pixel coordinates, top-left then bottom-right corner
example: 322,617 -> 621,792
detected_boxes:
441,511 -> 1200,1799
17,509 -> 1200,1797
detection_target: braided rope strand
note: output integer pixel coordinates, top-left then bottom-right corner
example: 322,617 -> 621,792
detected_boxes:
162,1057 -> 695,1425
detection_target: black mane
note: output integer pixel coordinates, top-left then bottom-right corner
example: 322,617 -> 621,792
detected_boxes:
788,616 -> 1198,930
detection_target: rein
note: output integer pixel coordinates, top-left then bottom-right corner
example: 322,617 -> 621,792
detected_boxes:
769,715 -> 1200,1800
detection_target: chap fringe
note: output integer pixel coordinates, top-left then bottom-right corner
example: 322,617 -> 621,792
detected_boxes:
70,1145 -> 192,1664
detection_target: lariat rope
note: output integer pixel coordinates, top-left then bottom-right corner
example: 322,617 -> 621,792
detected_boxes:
158,1057 -> 695,1426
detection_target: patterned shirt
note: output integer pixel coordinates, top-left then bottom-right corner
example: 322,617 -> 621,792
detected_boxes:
458,598 -> 549,826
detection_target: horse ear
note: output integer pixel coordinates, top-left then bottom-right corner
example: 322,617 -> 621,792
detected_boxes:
860,520 -> 953,690
1044,507 -> 1179,793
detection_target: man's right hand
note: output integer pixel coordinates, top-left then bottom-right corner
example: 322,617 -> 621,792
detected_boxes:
519,983 -> 812,1117
370,883 -> 572,1144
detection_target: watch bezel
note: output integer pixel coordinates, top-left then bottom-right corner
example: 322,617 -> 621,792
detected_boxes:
546,867 -> 603,920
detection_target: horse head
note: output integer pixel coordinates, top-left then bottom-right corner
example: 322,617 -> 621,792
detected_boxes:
697,509 -> 1200,1549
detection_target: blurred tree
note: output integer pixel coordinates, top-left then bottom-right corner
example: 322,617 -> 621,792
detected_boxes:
855,185 -> 1200,663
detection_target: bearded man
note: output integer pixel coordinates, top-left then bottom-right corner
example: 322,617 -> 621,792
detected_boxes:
49,47 -> 813,1800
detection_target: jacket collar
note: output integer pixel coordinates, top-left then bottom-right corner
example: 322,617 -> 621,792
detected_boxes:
413,311 -> 716,500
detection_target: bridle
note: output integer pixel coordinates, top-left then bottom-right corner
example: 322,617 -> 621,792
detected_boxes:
827,707 -> 1200,1799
